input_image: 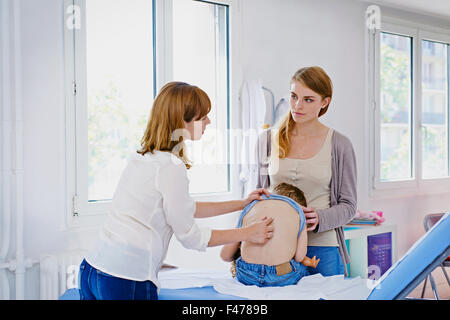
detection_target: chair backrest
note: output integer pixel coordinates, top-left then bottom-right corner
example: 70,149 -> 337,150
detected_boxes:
424,213 -> 445,232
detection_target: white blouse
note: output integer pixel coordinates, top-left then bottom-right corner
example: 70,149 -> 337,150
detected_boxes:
85,150 -> 212,289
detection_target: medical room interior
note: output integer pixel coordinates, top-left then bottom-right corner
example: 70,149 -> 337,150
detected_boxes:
0,0 -> 449,301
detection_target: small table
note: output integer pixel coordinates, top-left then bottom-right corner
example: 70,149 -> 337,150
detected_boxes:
343,224 -> 397,279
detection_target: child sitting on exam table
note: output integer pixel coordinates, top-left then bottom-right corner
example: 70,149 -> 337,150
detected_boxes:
220,183 -> 319,287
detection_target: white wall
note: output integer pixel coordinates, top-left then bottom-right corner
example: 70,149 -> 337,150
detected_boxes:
17,0 -> 69,299
2,0 -> 450,299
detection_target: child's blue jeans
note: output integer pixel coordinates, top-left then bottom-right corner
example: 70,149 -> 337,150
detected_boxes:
78,259 -> 158,300
304,246 -> 345,277
235,257 -> 308,287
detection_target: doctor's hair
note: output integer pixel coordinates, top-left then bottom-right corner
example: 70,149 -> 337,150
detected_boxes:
272,183 -> 307,207
276,66 -> 333,158
136,81 -> 211,169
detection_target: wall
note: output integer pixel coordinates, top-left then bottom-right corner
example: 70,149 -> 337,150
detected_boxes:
1,0 -> 450,299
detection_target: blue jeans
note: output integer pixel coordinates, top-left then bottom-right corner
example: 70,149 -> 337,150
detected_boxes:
304,246 -> 345,277
78,259 -> 158,300
235,257 -> 308,287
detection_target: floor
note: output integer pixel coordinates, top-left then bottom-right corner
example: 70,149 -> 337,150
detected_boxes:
406,267 -> 450,300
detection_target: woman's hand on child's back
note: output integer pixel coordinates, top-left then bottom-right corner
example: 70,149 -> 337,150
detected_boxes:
244,216 -> 274,244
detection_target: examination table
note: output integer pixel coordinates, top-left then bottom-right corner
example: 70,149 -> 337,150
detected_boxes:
59,213 -> 449,300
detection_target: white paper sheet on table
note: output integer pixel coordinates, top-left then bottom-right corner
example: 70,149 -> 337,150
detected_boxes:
158,269 -> 232,289
158,269 -> 372,300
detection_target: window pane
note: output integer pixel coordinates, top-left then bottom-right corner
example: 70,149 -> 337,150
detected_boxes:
172,0 -> 229,194
421,40 -> 449,179
379,32 -> 413,181
86,0 -> 153,201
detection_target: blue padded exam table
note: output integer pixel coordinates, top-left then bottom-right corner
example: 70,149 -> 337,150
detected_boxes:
60,285 -> 243,300
60,213 -> 450,300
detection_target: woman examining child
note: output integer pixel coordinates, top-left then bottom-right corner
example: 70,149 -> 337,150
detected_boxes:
78,82 -> 274,300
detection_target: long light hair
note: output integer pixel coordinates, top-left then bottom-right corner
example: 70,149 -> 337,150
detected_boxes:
137,81 -> 211,169
276,66 -> 333,158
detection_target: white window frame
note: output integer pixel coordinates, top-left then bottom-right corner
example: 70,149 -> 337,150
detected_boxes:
369,15 -> 450,199
417,29 -> 450,192
63,0 -> 243,228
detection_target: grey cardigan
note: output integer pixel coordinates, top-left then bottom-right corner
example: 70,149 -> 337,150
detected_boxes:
256,129 -> 357,276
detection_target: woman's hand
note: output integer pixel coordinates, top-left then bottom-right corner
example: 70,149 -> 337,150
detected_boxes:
242,188 -> 271,208
302,206 -> 319,231
196,189 -> 269,218
244,216 -> 274,244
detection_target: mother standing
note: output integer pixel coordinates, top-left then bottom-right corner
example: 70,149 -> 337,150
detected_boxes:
257,66 -> 357,277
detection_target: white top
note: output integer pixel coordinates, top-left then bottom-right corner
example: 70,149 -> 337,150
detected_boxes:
85,150 -> 212,289
269,128 -> 337,246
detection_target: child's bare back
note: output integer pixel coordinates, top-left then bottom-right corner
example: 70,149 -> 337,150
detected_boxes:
241,199 -> 307,266
220,183 -> 320,276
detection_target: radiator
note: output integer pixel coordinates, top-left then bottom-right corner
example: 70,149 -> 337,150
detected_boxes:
39,250 -> 86,300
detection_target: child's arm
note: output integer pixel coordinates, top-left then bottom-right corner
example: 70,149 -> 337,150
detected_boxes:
220,242 -> 241,262
294,228 -> 308,262
294,228 -> 320,268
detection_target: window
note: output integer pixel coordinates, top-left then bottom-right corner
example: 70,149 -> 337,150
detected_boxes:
84,0 -> 154,202
171,0 -> 230,194
379,32 -> 413,181
421,40 -> 449,179
64,0 -> 233,220
370,20 -> 450,195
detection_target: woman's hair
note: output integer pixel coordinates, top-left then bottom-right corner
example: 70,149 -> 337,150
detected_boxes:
275,66 -> 333,158
137,81 -> 211,169
272,183 -> 307,207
